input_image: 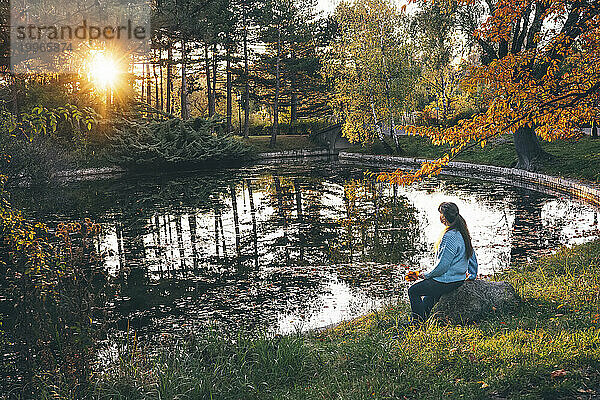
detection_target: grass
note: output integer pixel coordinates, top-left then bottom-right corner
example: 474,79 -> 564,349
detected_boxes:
55,239 -> 600,399
77,131 -> 600,184
235,135 -> 326,153
346,134 -> 600,183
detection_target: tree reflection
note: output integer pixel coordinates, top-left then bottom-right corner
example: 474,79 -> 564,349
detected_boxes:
246,179 -> 259,268
510,192 -> 549,264
335,178 -> 421,264
8,166 -> 599,337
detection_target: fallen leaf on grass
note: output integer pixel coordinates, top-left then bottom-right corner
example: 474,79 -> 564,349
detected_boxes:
550,369 -> 567,379
405,271 -> 419,282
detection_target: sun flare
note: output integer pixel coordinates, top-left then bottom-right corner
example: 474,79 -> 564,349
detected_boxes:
86,51 -> 121,90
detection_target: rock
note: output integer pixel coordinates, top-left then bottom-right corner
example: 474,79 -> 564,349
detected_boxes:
431,280 -> 519,324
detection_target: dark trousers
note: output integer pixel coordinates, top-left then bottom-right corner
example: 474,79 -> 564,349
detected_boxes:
408,279 -> 463,322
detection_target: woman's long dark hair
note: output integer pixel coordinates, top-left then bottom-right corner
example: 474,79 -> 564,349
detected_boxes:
438,202 -> 473,259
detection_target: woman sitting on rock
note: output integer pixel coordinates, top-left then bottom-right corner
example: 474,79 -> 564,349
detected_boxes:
408,202 -> 478,324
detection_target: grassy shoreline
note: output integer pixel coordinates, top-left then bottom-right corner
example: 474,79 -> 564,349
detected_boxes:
63,239 -> 600,399
39,133 -> 600,399
345,135 -> 600,184
74,133 -> 600,186
237,133 -> 600,183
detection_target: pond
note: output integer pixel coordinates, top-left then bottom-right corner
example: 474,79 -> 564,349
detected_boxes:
10,161 -> 600,337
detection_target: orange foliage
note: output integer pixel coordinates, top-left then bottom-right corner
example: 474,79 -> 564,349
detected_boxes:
405,270 -> 420,281
381,0 -> 600,185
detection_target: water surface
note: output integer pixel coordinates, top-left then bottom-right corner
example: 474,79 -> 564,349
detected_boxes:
11,162 -> 600,335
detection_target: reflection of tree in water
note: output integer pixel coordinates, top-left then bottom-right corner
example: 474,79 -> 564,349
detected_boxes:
11,166 -> 600,337
254,174 -> 339,268
111,173 -> 334,334
11,169 -> 424,334
333,178 -> 422,264
509,190 -> 569,264
105,176 -> 238,331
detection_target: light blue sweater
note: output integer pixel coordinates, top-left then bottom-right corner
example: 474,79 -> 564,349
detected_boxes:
424,229 -> 478,283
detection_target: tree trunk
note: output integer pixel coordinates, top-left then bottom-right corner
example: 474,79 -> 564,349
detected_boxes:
159,48 -> 164,112
140,59 -> 145,103
212,43 -> 218,114
273,176 -> 289,263
243,10 -> 250,138
218,211 -> 226,255
11,74 -> 18,115
226,37 -> 233,133
153,50 -> 159,111
391,116 -> 402,154
294,179 -> 304,263
290,48 -> 298,134
230,184 -> 241,260
441,72 -> 447,126
166,43 -> 173,114
513,126 -> 550,170
187,213 -> 199,271
370,100 -> 394,154
290,92 -> 298,130
270,25 -> 281,148
290,70 -> 298,135
246,179 -> 258,268
175,216 -> 186,272
205,43 -> 215,116
214,211 -> 220,258
592,120 -> 598,138
146,63 -> 151,106
180,39 -> 189,120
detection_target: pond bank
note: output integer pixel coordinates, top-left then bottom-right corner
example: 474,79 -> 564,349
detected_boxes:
59,149 -> 600,210
338,151 -> 600,207
82,239 -> 600,399
32,151 -> 600,399
56,150 -> 334,181
347,135 -> 600,183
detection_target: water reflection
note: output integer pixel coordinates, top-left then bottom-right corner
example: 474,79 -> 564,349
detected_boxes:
10,163 -> 600,336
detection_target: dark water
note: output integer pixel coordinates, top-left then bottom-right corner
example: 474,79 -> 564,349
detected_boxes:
10,162 -> 600,336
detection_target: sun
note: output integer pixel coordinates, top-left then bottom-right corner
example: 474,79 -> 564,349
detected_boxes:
86,51 -> 121,90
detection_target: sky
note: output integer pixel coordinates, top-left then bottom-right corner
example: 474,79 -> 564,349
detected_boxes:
317,0 -> 341,14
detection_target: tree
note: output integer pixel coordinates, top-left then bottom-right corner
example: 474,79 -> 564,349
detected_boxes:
0,0 -> 8,74
228,0 -> 258,138
412,1 -> 464,127
255,0 -> 294,147
282,0 -> 324,131
253,0 -> 320,146
323,0 -> 420,153
380,0 -> 600,184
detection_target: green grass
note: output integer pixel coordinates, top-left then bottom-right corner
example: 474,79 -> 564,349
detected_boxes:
56,239 -> 600,399
347,135 -> 600,183
235,135 -> 326,153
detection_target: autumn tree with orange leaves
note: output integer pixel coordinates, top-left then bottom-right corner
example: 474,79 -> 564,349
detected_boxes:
379,0 -> 600,185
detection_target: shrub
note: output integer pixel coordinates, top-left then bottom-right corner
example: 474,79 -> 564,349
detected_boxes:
0,189 -> 109,397
0,104 -> 98,185
104,117 -> 254,170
